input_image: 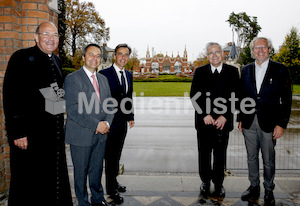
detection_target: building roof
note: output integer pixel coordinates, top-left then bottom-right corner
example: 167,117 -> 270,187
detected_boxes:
223,42 -> 238,59
229,42 -> 238,59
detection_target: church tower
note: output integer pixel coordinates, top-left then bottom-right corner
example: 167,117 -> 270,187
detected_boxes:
146,45 -> 150,58
184,45 -> 188,58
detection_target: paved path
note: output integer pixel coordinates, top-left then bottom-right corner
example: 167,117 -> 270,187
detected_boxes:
2,97 -> 299,205
66,97 -> 300,205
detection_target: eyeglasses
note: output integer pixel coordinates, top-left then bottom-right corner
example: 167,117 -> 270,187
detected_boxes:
207,51 -> 222,56
39,32 -> 60,38
254,46 -> 268,50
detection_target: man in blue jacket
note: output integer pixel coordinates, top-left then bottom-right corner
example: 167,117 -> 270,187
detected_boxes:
238,37 -> 292,205
100,44 -> 134,204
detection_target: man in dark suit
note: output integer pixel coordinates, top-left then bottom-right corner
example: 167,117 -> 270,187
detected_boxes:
190,42 -> 240,200
3,21 -> 72,206
100,44 -> 134,204
238,37 -> 292,205
64,44 -> 114,206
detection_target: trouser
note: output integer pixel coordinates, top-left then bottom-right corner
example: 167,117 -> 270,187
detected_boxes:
197,126 -> 229,187
105,120 -> 128,193
70,136 -> 106,206
242,115 -> 276,191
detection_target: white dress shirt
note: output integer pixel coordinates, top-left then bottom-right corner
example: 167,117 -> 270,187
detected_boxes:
113,63 -> 128,93
255,59 -> 269,93
83,66 -> 98,85
211,63 -> 223,73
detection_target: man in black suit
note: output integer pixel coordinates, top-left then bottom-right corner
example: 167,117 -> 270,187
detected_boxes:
190,42 -> 240,200
238,37 -> 292,205
99,44 -> 134,204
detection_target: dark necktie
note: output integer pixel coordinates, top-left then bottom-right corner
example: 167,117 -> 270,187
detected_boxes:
120,71 -> 126,93
213,69 -> 219,75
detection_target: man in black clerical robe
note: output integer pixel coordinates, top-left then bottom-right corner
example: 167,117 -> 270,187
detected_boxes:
3,21 -> 72,206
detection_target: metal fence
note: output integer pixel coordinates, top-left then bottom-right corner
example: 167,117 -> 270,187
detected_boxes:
226,96 -> 300,170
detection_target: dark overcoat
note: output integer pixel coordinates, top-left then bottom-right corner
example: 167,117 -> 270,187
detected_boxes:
190,63 -> 240,132
3,45 -> 72,206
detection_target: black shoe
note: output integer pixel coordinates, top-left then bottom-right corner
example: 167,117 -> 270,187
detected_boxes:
108,190 -> 124,205
199,182 -> 210,198
241,185 -> 260,201
264,190 -> 275,206
116,183 -> 126,193
211,186 -> 225,198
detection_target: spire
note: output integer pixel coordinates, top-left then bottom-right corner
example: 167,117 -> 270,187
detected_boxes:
146,45 -> 150,58
184,45 -> 187,57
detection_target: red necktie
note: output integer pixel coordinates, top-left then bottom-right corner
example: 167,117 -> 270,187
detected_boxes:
91,74 -> 101,102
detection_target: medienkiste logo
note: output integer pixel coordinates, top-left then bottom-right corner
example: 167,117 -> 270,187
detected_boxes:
39,82 -> 65,115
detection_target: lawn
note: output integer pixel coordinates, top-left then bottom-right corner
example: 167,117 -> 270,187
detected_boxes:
293,84 -> 300,94
133,82 -> 191,96
133,82 -> 300,96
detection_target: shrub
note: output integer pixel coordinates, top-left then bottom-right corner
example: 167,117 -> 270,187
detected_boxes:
62,68 -> 77,77
133,74 -> 192,82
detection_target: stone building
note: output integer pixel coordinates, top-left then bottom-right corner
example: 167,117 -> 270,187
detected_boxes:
223,42 -> 240,70
98,43 -> 114,71
143,46 -> 189,74
0,0 -> 59,197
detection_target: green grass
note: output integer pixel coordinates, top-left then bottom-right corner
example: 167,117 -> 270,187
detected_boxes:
133,82 -> 300,96
133,74 -> 192,82
133,82 -> 191,96
293,84 -> 300,94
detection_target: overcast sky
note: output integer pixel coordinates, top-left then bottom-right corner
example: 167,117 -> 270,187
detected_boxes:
92,0 -> 300,61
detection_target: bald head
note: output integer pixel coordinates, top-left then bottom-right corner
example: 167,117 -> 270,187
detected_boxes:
34,21 -> 59,54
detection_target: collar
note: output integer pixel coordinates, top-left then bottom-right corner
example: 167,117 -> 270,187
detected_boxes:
113,63 -> 125,73
83,66 -> 97,77
34,45 -> 53,58
255,58 -> 269,69
210,63 -> 223,73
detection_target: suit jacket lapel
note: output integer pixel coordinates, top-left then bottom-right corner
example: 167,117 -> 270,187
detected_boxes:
80,68 -> 93,89
249,63 -> 258,95
110,66 -> 121,85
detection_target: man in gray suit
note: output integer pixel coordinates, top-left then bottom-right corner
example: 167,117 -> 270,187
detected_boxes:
64,44 -> 114,206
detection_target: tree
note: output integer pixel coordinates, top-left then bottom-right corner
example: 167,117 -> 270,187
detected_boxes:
193,53 -> 209,68
239,44 -> 254,66
58,0 -> 66,58
58,0 -> 73,69
65,0 -> 110,57
227,12 -> 262,61
125,48 -> 140,72
273,27 -> 300,83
